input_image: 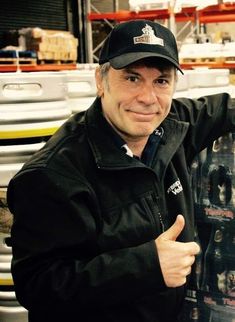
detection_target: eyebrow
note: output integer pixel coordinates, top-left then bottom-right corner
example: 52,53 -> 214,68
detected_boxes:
123,67 -> 173,79
123,68 -> 140,75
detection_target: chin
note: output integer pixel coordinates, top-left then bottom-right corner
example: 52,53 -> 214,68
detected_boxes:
131,129 -> 154,137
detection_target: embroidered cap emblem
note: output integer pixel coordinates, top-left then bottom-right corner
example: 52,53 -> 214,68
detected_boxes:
133,24 -> 164,46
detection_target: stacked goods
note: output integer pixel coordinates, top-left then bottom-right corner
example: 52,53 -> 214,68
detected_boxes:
0,189 -> 28,321
179,43 -> 224,64
222,42 -> 235,64
129,0 -> 169,12
0,70 -> 72,321
19,27 -> 78,63
179,42 -> 235,66
183,131 -> 235,322
174,68 -> 235,98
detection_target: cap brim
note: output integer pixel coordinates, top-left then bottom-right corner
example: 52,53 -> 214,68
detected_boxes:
109,52 -> 184,74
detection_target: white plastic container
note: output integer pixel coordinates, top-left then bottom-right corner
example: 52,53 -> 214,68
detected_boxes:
0,100 -> 70,123
0,233 -> 13,286
64,69 -> 96,113
0,141 -> 45,187
188,68 -> 230,88
0,291 -> 28,322
0,118 -> 68,140
179,43 -> 223,60
176,70 -> 190,92
68,97 -> 95,113
0,72 -> 71,139
0,72 -> 67,103
221,42 -> 235,63
64,70 -> 96,98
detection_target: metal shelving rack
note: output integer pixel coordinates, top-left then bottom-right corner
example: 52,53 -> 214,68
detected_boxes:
87,3 -> 235,23
85,1 -> 235,69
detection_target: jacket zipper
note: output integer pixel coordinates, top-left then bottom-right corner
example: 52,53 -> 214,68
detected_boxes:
147,194 -> 165,234
158,211 -> 165,232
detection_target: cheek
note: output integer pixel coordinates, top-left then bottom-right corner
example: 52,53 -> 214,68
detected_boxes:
105,88 -> 133,111
158,95 -> 172,113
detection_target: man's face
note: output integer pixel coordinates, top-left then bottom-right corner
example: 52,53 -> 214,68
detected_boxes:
95,62 -> 176,142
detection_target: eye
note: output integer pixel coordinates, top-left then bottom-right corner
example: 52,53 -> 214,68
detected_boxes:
156,78 -> 168,85
126,75 -> 139,83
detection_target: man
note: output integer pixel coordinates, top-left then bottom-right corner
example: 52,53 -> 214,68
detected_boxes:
7,20 -> 235,322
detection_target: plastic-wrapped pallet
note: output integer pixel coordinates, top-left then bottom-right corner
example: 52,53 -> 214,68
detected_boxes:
221,42 -> 235,64
179,43 -> 224,65
178,0 -> 218,9
129,0 -> 169,12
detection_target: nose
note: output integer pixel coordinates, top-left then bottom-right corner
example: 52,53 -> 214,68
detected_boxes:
137,83 -> 158,105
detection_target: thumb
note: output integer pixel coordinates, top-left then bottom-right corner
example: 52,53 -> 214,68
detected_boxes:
162,214 -> 185,241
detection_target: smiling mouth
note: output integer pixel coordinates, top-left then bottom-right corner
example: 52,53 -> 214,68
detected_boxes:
128,111 -> 157,121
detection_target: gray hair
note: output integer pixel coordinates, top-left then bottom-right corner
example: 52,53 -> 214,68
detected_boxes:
99,62 -> 111,79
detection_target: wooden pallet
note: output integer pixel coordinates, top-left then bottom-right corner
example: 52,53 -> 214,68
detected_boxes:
0,63 -> 77,72
38,59 -> 76,65
0,57 -> 37,66
0,50 -> 37,66
180,57 -> 225,64
224,56 -> 235,63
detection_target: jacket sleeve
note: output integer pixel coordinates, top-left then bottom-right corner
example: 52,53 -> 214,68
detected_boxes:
172,93 -> 235,158
8,167 -> 165,312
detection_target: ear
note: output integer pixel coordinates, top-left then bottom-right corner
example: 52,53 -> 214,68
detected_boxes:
95,67 -> 104,97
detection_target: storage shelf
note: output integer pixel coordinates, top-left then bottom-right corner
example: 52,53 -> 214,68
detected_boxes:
181,62 -> 235,70
88,7 -> 194,22
0,63 -> 77,73
88,3 -> 235,24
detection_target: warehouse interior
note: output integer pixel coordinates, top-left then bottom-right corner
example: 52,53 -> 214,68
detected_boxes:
0,1 -> 235,321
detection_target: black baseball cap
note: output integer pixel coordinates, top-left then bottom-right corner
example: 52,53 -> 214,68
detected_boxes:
99,19 -> 183,74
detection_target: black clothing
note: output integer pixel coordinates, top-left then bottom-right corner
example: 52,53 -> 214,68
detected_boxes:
7,94 -> 235,321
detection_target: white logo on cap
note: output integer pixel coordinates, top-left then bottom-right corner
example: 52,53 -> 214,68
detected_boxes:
133,24 -> 164,46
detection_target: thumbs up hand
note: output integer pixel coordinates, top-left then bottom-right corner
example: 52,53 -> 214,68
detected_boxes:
155,215 -> 200,288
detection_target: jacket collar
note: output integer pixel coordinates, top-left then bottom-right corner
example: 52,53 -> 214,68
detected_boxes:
85,98 -> 189,171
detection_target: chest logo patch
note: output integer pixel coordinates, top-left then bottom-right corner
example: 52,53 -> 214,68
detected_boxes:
167,179 -> 183,195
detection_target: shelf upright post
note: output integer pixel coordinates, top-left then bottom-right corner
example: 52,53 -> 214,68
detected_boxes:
168,0 -> 176,36
113,0 -> 119,12
84,0 -> 94,63
86,1 -> 119,63
195,9 -> 201,40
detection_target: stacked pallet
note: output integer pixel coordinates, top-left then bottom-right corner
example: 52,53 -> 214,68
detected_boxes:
19,27 -> 78,63
179,42 -> 235,65
0,49 -> 37,66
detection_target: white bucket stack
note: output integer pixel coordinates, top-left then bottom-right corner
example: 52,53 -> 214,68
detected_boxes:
0,70 -> 71,321
0,233 -> 28,321
0,290 -> 28,322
